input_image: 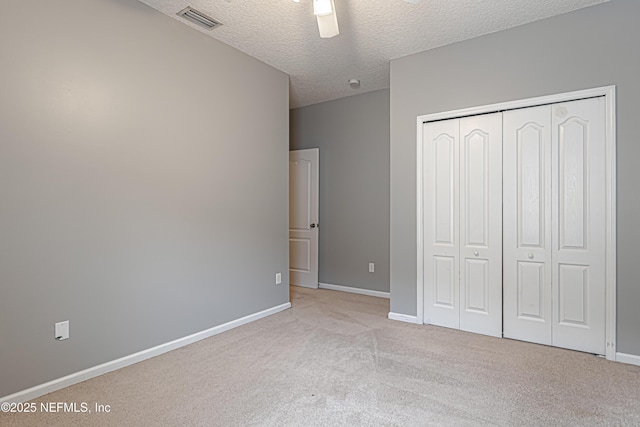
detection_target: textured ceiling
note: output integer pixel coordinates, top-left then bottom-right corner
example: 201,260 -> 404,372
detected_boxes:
138,0 -> 607,108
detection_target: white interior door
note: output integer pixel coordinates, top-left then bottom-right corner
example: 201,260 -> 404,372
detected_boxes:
504,98 -> 606,355
423,119 -> 460,329
289,149 -> 319,289
503,105 -> 553,345
418,88 -> 614,357
551,98 -> 606,355
423,114 -> 502,337
459,113 -> 503,338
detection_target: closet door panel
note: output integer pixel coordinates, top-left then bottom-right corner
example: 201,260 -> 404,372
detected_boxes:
465,258 -> 489,313
552,98 -> 606,355
459,113 -> 502,337
517,261 -> 546,319
434,256 -> 456,307
503,106 -> 552,345
423,119 -> 460,329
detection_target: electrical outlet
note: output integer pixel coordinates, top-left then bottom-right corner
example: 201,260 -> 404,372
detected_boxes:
54,321 -> 69,341
369,263 -> 375,273
275,272 -> 282,285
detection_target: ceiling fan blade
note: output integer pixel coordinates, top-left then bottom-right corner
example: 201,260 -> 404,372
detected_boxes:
313,0 -> 333,17
316,0 -> 339,38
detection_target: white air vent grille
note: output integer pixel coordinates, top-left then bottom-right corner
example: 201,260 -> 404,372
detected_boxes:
177,7 -> 222,30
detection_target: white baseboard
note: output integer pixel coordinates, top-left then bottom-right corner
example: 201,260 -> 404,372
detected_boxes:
319,282 -> 390,299
1,302 -> 291,404
616,352 -> 640,367
388,312 -> 420,324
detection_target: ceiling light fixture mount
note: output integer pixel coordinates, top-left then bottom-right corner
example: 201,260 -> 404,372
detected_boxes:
348,79 -> 360,89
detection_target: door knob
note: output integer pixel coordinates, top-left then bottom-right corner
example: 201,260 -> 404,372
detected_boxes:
474,251 -> 479,257
528,253 -> 534,259
310,223 -> 317,229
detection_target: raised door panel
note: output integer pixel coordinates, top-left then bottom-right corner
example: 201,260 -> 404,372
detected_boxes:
517,261 -> 546,321
434,256 -> 456,308
465,259 -> 489,313
435,135 -> 456,245
289,238 -> 311,273
518,124 -> 545,248
464,131 -> 489,247
289,159 -> 312,230
558,264 -> 589,326
503,105 -> 552,345
459,113 -> 502,337
423,119 -> 460,329
558,118 -> 588,250
552,98 -> 606,355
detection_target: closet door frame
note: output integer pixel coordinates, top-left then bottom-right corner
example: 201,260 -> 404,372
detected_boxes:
415,86 -> 617,361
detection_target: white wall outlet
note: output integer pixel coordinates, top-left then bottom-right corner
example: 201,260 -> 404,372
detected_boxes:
275,272 -> 282,285
369,263 -> 375,273
54,320 -> 69,341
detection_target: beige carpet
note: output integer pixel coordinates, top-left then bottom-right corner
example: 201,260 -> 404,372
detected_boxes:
3,286 -> 640,426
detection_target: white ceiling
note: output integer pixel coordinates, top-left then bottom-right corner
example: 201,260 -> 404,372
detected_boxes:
138,0 -> 607,108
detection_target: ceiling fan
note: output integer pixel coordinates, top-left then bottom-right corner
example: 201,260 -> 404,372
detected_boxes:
297,0 -> 422,39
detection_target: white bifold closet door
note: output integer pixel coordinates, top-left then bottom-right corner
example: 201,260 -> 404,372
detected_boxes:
423,113 -> 503,338
503,105 -> 553,345
503,97 -> 606,355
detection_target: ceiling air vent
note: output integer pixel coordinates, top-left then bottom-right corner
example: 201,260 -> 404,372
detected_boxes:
177,6 -> 222,30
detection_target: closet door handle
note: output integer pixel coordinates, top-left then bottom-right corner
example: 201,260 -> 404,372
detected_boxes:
528,253 -> 534,259
474,251 -> 479,257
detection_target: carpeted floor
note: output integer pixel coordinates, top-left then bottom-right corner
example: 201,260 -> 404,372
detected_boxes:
3,286 -> 640,426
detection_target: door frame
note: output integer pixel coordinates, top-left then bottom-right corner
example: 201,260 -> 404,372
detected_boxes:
415,86 -> 617,361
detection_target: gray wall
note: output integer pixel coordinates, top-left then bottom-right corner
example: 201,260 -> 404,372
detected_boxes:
390,0 -> 640,355
290,90 -> 390,293
0,0 -> 289,398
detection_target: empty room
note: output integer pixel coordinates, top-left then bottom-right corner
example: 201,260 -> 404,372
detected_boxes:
1,0 -> 639,425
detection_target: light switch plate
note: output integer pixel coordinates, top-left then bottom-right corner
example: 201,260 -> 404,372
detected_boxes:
55,321 -> 69,341
275,272 -> 282,285
369,263 -> 375,273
